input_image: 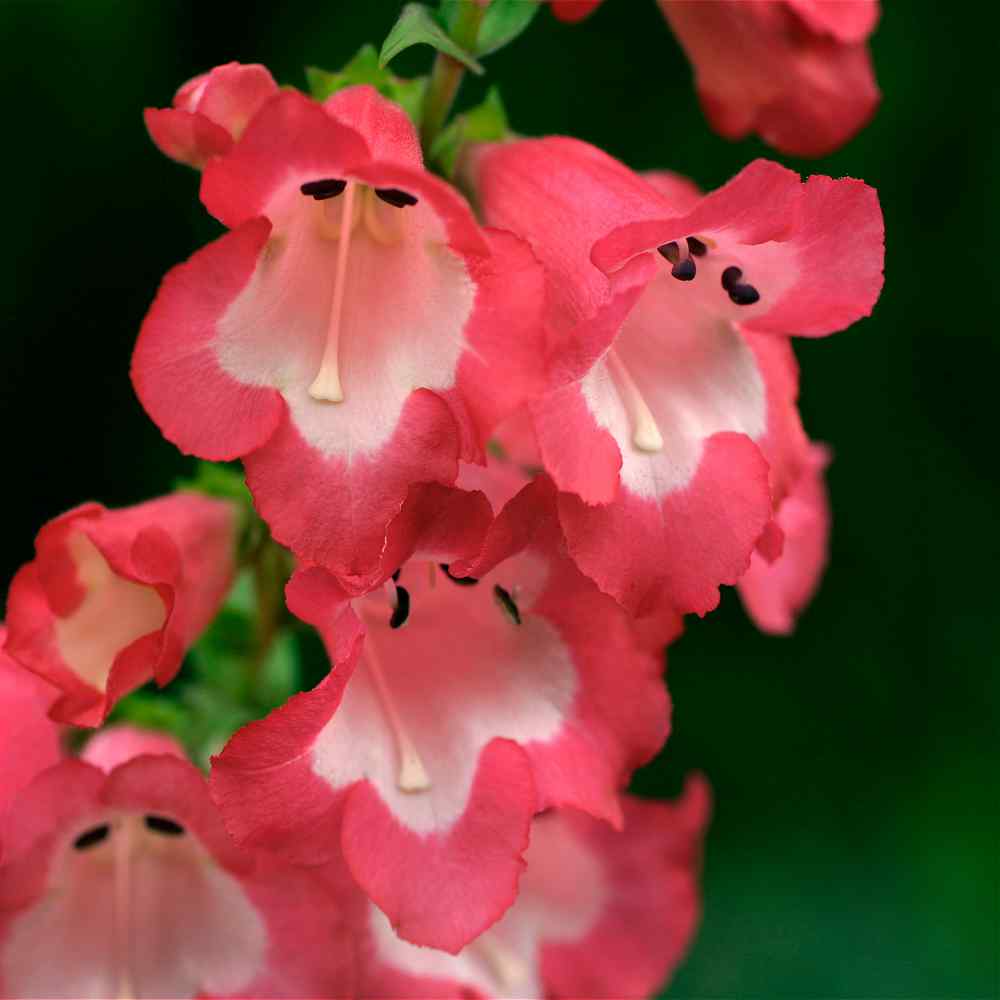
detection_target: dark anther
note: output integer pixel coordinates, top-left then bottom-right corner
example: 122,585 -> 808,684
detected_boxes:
728,283 -> 760,306
375,188 -> 418,208
671,258 -> 696,281
721,266 -> 743,291
493,584 -> 522,625
390,585 -> 411,629
391,569 -> 401,582
144,815 -> 185,836
686,236 -> 708,257
73,824 -> 110,850
440,563 -> 478,586
300,178 -> 347,200
657,241 -> 680,264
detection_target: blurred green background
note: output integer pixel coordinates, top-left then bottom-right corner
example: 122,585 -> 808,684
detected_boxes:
1,0 -> 996,996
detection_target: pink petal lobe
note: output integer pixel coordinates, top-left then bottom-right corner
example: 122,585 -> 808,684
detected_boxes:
131,217 -> 286,461
559,431 -> 772,618
739,442 -> 832,634
594,159 -> 885,339
143,108 -> 233,169
0,631 -> 61,834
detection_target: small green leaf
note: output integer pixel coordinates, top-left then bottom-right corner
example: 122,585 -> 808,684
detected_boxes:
175,460 -> 249,505
308,45 -> 428,126
477,0 -> 540,57
380,3 -> 484,74
431,85 -> 509,176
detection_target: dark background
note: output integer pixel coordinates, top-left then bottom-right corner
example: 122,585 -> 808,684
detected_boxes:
2,1 -> 997,996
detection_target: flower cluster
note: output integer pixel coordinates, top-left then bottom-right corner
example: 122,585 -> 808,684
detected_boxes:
0,3 -> 883,996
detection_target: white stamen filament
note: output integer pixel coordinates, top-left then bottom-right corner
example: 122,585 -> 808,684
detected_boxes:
365,632 -> 431,793
113,819 -> 135,1000
605,348 -> 664,453
473,932 -> 531,992
308,181 -> 357,403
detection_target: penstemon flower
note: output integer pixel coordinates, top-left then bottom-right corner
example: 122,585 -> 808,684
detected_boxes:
132,84 -> 547,584
0,726 -> 357,999
464,141 -> 883,629
211,465 -> 670,953
549,0 -> 881,156
362,778 -> 710,999
3,494 -> 238,726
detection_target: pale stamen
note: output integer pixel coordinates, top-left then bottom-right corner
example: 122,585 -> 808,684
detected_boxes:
363,187 -> 403,246
472,932 -> 531,992
365,632 -> 431,793
308,181 -> 357,403
606,348 -> 664,453
113,819 -> 135,1000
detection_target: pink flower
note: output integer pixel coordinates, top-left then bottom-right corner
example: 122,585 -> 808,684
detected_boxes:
739,441 -> 832,634
0,629 -> 60,837
211,472 -> 669,954
144,61 -> 278,169
133,85 -> 547,584
3,494 -> 237,727
465,142 -> 883,627
0,726 -> 356,998
549,0 -> 603,21
660,0 -> 881,156
362,777 -> 710,999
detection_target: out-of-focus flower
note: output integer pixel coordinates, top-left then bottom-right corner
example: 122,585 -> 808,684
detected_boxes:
3,494 -> 237,726
211,470 -> 669,954
548,1 -> 880,156
363,777 -> 710,999
144,62 -> 278,169
133,85 -> 547,585
464,140 -> 883,631
661,0 -> 881,156
0,726 -> 357,999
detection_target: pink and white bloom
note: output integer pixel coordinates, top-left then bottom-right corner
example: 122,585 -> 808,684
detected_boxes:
739,441 -> 831,634
362,777 -> 710,1000
0,630 -> 60,840
660,0 -> 881,156
144,61 -> 278,169
133,84 -> 547,584
3,494 -> 237,727
211,474 -> 670,954
0,726 -> 356,999
465,142 -> 883,627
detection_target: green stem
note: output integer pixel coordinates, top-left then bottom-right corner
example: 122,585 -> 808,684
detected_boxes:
420,1 -> 485,152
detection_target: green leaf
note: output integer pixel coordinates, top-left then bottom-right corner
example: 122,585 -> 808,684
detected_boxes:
307,45 -> 428,126
477,0 -> 540,57
253,629 -> 301,710
380,3 -> 484,74
175,460 -> 249,505
431,85 -> 509,176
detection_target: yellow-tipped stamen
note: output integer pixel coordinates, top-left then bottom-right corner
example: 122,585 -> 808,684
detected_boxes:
605,348 -> 664,453
363,187 -> 403,246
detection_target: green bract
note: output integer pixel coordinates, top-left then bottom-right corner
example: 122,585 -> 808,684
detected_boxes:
380,3 -> 484,74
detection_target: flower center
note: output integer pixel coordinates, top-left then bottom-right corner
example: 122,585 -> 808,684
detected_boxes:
300,178 -> 420,404
658,235 -> 761,305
